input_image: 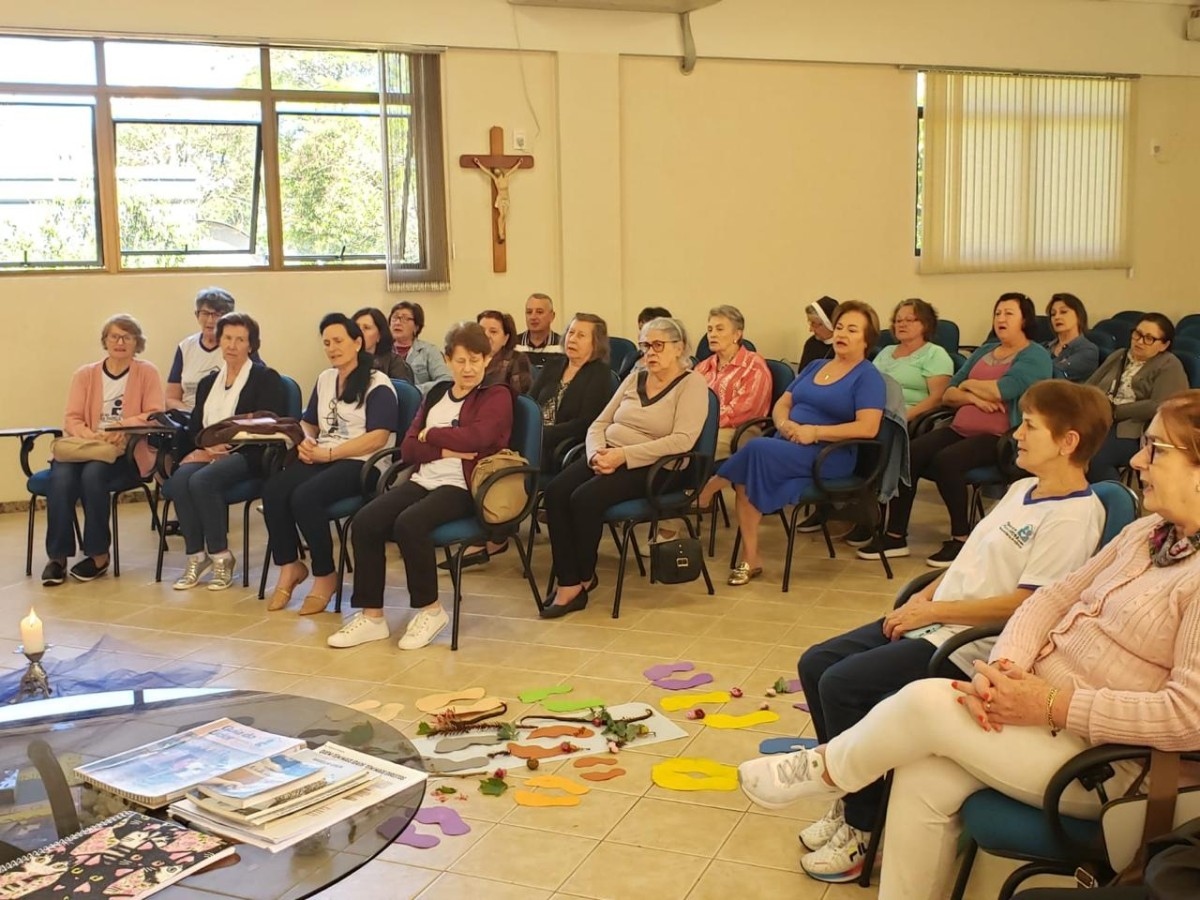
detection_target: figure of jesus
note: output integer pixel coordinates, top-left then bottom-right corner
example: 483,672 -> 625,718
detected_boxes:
474,157 -> 523,243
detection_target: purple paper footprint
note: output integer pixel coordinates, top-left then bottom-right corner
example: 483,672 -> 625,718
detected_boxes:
643,661 -> 695,681
392,822 -> 440,849
653,672 -> 714,691
793,701 -> 811,712
415,807 -> 471,836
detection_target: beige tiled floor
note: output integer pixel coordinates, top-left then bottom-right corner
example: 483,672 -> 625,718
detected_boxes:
0,490 -> 1074,899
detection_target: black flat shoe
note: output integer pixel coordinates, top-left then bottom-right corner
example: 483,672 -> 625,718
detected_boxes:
540,574 -> 598,610
438,548 -> 490,571
540,589 -> 588,619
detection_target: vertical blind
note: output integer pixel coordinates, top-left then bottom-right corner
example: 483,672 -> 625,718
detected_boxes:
920,70 -> 1133,274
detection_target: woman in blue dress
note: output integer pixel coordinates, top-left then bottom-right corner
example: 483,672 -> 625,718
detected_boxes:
697,301 -> 886,586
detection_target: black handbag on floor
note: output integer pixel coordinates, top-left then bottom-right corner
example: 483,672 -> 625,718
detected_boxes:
650,536 -> 703,584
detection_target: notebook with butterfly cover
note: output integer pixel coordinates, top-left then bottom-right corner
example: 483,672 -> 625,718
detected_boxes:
0,810 -> 236,898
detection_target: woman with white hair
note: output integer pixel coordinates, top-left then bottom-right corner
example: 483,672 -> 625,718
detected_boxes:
694,304 -> 772,460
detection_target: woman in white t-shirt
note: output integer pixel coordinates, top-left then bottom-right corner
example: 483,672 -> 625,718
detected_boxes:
262,313 -> 398,615
784,379 -> 1113,885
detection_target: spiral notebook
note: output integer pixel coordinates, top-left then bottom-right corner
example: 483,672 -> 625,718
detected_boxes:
0,810 -> 236,898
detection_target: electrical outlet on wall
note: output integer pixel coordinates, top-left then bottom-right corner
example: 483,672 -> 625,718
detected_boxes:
513,130 -> 528,152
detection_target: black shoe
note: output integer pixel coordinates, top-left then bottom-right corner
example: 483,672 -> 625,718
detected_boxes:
796,511 -> 826,533
540,589 -> 589,619
69,557 -> 110,582
540,573 -> 598,610
438,549 -> 488,571
41,560 -> 66,587
926,540 -> 965,569
163,519 -> 182,537
843,524 -> 875,548
856,535 -> 910,560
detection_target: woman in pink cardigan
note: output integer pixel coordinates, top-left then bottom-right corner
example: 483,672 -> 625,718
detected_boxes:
42,315 -> 164,586
736,389 -> 1200,900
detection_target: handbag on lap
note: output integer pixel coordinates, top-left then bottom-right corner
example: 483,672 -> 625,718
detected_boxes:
50,436 -> 120,464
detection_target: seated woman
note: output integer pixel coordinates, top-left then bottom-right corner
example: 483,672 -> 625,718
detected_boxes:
737,390 -> 1200,900
262,313 -> 398,614
162,313 -> 285,591
530,313 -> 614,471
41,315 -> 165,586
798,295 -> 839,370
792,380 -> 1110,883
166,287 -> 237,414
617,306 -> 674,379
542,317 -> 708,618
1086,312 -> 1188,483
1044,293 -> 1099,382
353,307 -> 414,383
694,304 -> 772,460
871,298 -> 954,421
857,292 -> 1053,567
478,309 -> 532,394
328,322 -> 513,651
388,301 -> 451,394
697,301 -> 886,587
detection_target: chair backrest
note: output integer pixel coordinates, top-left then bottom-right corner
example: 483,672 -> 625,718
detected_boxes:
1091,480 -> 1139,550
741,338 -> 757,353
1176,353 -> 1200,390
1176,314 -> 1200,336
511,394 -> 543,469
1171,336 -> 1200,359
1095,318 -> 1133,349
1112,310 -> 1147,325
935,319 -> 961,358
280,375 -> 303,418
698,389 -> 719,462
766,359 -> 796,404
609,337 -> 638,374
694,340 -> 712,362
609,369 -> 621,394
391,379 -> 423,436
1085,328 -> 1117,359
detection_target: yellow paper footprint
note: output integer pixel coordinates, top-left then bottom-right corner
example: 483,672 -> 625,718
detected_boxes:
702,710 -> 780,729
514,774 -> 590,807
658,691 -> 731,712
651,758 -> 739,792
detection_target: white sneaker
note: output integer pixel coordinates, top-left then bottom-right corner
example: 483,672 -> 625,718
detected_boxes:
174,555 -> 211,590
326,613 -> 390,649
799,798 -> 846,851
800,821 -> 871,883
738,748 -> 841,810
397,607 -> 449,650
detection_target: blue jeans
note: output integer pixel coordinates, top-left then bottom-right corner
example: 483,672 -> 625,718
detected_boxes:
45,458 -> 139,559
162,454 -> 254,555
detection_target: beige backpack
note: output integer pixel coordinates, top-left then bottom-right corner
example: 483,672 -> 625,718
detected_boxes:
470,449 -> 529,524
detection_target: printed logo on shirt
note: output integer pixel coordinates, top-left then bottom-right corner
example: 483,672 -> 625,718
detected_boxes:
1000,521 -> 1035,548
100,397 -> 123,426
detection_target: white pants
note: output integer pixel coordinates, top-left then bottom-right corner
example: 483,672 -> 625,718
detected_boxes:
823,679 -> 1138,900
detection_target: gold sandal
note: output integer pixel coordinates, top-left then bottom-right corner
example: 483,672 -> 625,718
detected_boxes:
267,562 -> 308,611
727,563 -> 763,586
298,592 -> 332,616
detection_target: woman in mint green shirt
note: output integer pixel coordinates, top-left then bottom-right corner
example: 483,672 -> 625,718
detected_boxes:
873,299 -> 955,420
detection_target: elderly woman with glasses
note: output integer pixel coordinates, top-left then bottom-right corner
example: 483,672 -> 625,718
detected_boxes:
41,315 -> 165,587
166,287 -> 238,414
388,301 -> 451,395
872,298 -> 955,421
1085,312 -> 1188,483
541,317 -> 709,618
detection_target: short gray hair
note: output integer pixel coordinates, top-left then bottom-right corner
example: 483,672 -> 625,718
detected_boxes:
708,304 -> 746,334
527,292 -> 554,311
640,316 -> 691,361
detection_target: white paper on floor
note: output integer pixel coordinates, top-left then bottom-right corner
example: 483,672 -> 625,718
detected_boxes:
410,702 -> 689,776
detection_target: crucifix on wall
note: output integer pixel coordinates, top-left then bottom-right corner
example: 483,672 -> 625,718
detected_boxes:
459,126 -> 535,273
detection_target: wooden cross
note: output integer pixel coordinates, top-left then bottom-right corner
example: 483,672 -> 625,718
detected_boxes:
459,126 -> 534,273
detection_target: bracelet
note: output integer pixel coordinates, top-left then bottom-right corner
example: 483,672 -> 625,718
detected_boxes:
1046,686 -> 1060,736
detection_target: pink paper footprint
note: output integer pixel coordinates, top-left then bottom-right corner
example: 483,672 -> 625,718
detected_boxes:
653,672 -> 714,691
643,661 -> 695,681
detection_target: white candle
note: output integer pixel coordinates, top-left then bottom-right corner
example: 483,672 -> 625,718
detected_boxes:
20,609 -> 44,655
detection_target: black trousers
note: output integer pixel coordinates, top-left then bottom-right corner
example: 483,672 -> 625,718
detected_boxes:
262,459 -> 363,576
1015,891 -> 1148,900
350,480 -> 475,610
886,427 -> 1001,537
545,458 -> 655,586
798,619 -> 963,832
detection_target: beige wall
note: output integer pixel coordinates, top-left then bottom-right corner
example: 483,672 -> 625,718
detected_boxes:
1,0 -> 1198,501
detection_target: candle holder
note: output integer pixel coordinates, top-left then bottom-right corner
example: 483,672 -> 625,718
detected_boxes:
10,645 -> 52,704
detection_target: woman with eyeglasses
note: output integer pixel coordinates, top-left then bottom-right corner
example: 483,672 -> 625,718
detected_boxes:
353,307 -> 414,383
858,293 -> 1053,568
736,389 -> 1200,900
388,301 -> 451,395
262,313 -> 398,615
1044,293 -> 1100,382
41,315 -> 165,586
541,316 -> 709,618
1085,312 -> 1188,483
166,287 -> 238,414
872,299 -> 955,421
698,301 -> 886,586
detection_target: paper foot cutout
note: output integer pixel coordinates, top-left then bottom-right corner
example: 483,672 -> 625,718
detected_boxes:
652,673 -> 714,691
651,758 -> 739,792
785,679 -> 802,694
416,687 -> 487,714
794,702 -> 811,713
425,697 -> 504,717
580,768 -> 626,782
528,725 -> 594,740
414,807 -> 471,836
377,815 -> 409,840
434,733 -> 506,754
759,737 -> 818,754
659,691 -> 730,712
506,742 -> 575,761
643,661 -> 695,681
518,685 -> 572,703
573,756 -> 619,768
394,824 -> 440,849
513,791 -> 581,807
423,755 -> 493,775
703,710 -> 780,729
524,774 -> 589,795
350,699 -> 381,711
541,696 -> 605,713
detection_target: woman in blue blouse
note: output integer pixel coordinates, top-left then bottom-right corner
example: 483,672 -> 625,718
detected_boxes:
1044,293 -> 1099,382
697,301 -> 886,586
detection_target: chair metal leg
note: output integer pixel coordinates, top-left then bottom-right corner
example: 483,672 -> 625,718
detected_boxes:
241,502 -> 251,587
449,547 -> 464,651
948,838 -> 977,900
997,862 -> 1078,900
860,771 -> 892,887
707,496 -> 720,558
681,515 -> 714,596
611,522 -> 635,619
26,496 -> 36,577
730,526 -> 741,570
782,505 -> 804,593
155,497 -> 173,582
334,516 -> 351,614
140,484 -> 161,534
258,544 -> 270,600
111,494 -> 121,577
629,529 -> 646,577
513,538 -> 543,612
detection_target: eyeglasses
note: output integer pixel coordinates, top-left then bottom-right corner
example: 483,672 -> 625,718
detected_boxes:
196,309 -> 222,320
637,340 -> 680,354
892,317 -> 919,326
390,315 -> 415,324
1139,433 -> 1188,463
1131,330 -> 1165,345
106,333 -> 134,344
